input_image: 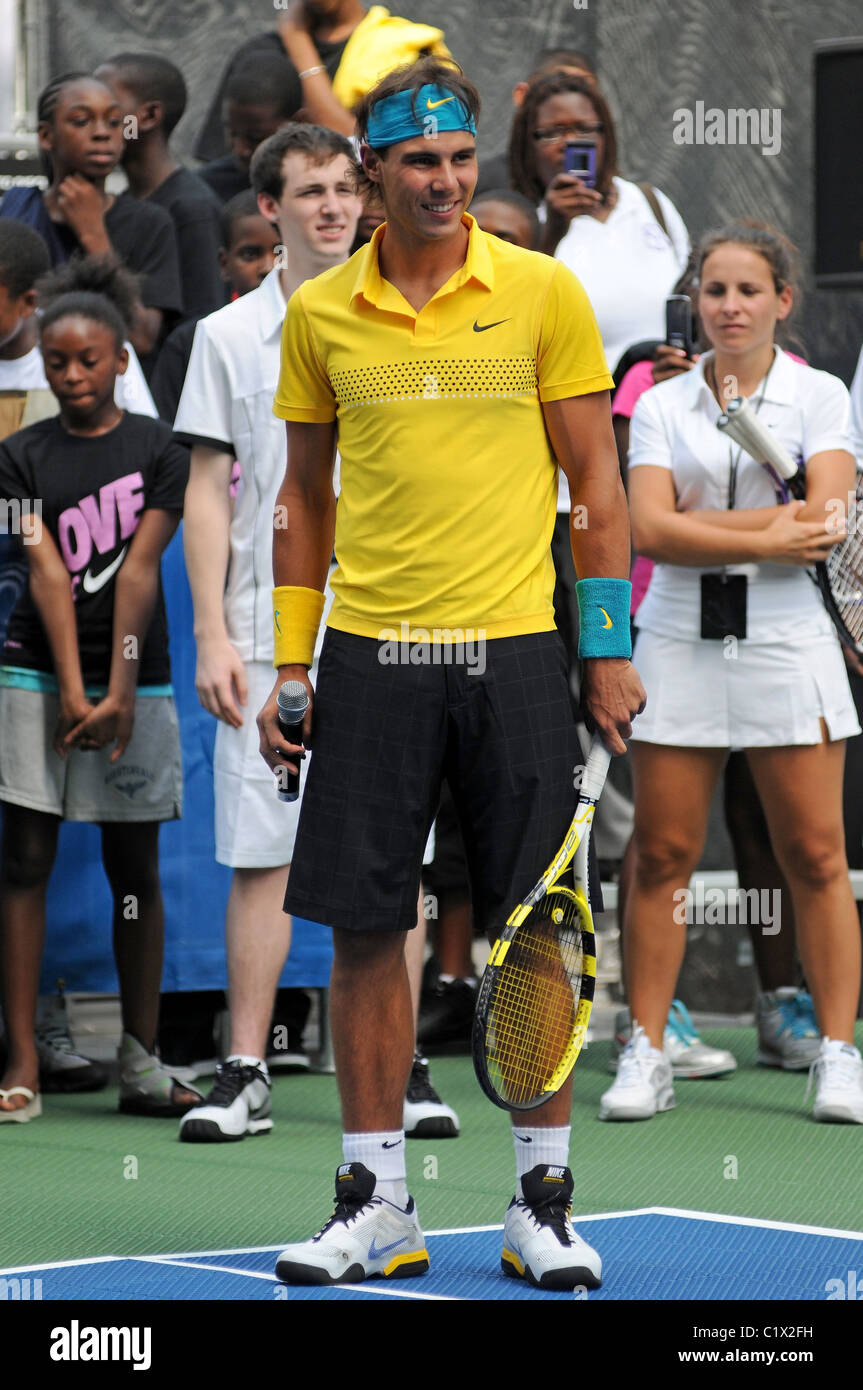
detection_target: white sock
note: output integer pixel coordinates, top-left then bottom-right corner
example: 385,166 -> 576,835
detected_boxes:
225,1054 -> 269,1078
343,1131 -> 408,1208
512,1125 -> 571,1197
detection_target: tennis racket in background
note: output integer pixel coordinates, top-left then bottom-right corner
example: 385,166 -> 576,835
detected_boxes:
717,396 -> 863,656
472,734 -> 611,1111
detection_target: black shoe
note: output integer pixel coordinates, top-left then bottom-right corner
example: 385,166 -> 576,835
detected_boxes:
416,977 -> 477,1054
403,1051 -> 459,1138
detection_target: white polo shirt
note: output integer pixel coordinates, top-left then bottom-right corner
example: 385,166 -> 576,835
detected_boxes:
628,347 -> 854,643
175,269 -> 331,663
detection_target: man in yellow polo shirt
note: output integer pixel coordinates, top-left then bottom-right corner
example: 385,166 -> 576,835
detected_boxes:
259,56 -> 645,1290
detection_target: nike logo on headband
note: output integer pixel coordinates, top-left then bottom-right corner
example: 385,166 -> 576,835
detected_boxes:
426,95 -> 455,110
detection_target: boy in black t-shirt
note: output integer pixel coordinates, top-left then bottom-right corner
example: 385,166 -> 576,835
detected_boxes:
0,74 -> 182,367
95,54 -> 225,321
0,271 -> 199,1122
196,57 -> 303,205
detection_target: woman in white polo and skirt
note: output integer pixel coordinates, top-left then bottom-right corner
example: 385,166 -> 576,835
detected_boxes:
601,221 -> 863,1124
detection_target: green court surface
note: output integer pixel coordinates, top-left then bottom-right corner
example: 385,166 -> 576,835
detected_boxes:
5,1022 -> 861,1273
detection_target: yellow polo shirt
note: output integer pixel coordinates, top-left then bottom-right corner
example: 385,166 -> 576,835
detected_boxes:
273,215 -> 613,640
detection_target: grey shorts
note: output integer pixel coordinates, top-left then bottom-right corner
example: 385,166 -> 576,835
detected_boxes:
0,686 -> 182,822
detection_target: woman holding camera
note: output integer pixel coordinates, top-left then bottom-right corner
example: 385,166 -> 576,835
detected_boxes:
509,71 -> 689,377
601,221 -> 862,1125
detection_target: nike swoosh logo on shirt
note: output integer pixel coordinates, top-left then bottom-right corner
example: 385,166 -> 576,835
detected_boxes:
473,319 -> 511,332
81,546 -> 128,595
426,96 -> 455,110
368,1234 -> 410,1260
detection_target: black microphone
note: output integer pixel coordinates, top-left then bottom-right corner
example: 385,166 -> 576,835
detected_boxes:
276,680 -> 310,802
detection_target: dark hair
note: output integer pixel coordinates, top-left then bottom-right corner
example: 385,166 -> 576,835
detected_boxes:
219,188 -> 271,246
529,48 -> 596,82
37,255 -> 141,349
695,220 -> 803,348
0,221 -> 51,297
353,56 -> 480,205
250,122 -> 354,201
225,54 -> 302,119
100,52 -> 187,135
509,72 -> 617,204
470,188 -> 541,248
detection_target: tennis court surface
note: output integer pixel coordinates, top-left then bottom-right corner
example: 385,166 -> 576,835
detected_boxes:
5,1023 -> 862,1303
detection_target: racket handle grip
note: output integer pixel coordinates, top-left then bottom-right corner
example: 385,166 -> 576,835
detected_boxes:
581,737 -> 611,802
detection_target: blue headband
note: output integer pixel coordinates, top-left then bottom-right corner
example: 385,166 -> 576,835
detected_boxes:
366,83 -> 476,148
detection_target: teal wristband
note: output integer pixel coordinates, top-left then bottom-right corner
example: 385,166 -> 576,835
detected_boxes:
576,578 -> 632,658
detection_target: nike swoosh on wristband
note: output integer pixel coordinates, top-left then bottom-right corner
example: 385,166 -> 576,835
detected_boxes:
599,606 -> 613,630
81,546 -> 127,595
368,1234 -> 410,1260
426,95 -> 455,110
473,318 -> 510,333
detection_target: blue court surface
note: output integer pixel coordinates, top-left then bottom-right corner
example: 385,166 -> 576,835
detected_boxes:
5,1209 -> 862,1301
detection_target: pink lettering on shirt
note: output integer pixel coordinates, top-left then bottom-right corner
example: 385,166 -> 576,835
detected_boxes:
55,472 -> 146,572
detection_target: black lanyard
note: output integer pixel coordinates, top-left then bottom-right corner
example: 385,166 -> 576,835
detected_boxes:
708,353 -> 776,511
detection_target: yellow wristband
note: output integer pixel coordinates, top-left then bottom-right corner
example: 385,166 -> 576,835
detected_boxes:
273,585 -> 325,668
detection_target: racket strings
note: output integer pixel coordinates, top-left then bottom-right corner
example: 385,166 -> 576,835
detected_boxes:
485,901 -> 588,1109
826,484 -> 863,643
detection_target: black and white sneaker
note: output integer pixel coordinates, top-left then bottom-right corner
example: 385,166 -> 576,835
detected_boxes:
403,1051 -> 459,1138
502,1165 -> 602,1290
178,1057 -> 271,1142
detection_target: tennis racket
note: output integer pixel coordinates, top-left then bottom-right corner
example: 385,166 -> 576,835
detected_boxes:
717,396 -> 863,655
472,734 -> 610,1111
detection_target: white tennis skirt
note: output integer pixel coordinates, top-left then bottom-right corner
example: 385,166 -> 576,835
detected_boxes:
630,629 -> 861,748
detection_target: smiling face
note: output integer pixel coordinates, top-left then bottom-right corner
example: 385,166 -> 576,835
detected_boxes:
364,129 -> 477,244
39,78 -> 124,181
697,243 -> 792,358
40,315 -> 127,427
258,151 -> 360,271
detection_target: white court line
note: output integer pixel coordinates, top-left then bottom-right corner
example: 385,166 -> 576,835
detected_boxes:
137,1256 -> 458,1301
4,1207 -> 860,1280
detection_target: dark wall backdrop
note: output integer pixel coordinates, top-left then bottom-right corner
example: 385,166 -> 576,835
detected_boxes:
49,0 -> 863,381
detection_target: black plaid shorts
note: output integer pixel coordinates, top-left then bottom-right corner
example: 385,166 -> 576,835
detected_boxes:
284,628 -> 596,934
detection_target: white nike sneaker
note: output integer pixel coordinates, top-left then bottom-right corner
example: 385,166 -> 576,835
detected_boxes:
502,1165 -> 601,1291
806,1037 -> 863,1124
274,1163 -> 430,1285
599,1024 -> 675,1120
609,1001 -> 736,1078
178,1057 -> 271,1141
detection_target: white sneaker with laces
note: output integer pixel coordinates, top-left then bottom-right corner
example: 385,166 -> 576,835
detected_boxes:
502,1164 -> 601,1291
178,1056 -> 270,1141
275,1163 -> 429,1285
806,1037 -> 863,1124
599,1024 -> 675,1120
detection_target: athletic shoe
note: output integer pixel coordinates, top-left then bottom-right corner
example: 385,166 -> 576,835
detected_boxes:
608,1001 -> 736,1078
806,1037 -> 863,1124
118,1033 -> 203,1117
502,1164 -> 602,1291
178,1057 -> 271,1142
599,1024 -> 675,1120
756,988 -> 821,1071
34,989 -> 108,1093
274,1162 -> 429,1285
403,1051 -> 459,1138
416,976 -> 477,1053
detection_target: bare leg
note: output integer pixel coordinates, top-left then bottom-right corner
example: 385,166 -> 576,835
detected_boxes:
625,743 -> 726,1049
0,806 -> 59,1108
723,752 -> 797,990
330,928 -> 414,1132
404,887 -> 425,1029
226,864 -> 292,1059
746,728 -> 859,1042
